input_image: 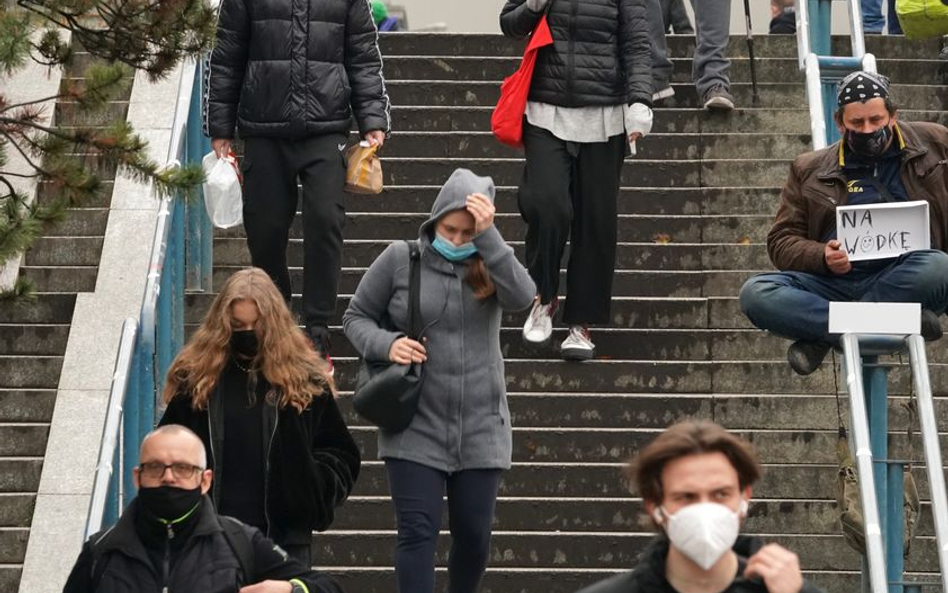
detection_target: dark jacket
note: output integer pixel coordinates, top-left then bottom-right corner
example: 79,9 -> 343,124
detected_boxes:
499,0 -> 652,108
204,0 -> 391,140
63,497 -> 345,593
768,121 -> 948,273
160,386 -> 360,545
575,535 -> 826,593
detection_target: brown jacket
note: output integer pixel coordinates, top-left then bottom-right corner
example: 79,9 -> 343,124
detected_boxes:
767,121 -> 948,274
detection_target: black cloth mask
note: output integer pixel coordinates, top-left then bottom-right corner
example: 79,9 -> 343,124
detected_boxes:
230,330 -> 259,358
845,125 -> 892,159
138,485 -> 203,522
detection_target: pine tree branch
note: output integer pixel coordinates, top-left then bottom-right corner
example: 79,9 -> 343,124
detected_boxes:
1,131 -> 52,177
0,170 -> 42,179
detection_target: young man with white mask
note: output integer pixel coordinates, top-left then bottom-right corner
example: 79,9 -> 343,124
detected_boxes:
575,421 -> 825,593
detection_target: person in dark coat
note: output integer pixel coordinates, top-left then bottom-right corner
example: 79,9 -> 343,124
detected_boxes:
343,169 -> 536,593
63,425 -> 345,593
575,421 -> 826,593
204,0 -> 392,371
159,268 -> 361,566
499,0 -> 653,362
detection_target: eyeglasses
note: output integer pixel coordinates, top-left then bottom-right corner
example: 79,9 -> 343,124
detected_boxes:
139,461 -> 204,480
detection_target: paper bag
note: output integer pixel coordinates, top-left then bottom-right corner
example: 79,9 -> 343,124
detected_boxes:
344,141 -> 383,194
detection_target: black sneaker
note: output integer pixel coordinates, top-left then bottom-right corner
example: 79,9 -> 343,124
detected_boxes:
307,327 -> 335,377
702,84 -> 735,111
787,340 -> 831,376
921,309 -> 943,341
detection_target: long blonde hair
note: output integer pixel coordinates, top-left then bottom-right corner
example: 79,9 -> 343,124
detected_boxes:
162,267 -> 333,412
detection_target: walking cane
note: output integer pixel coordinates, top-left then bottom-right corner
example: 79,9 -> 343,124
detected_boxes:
742,0 -> 760,105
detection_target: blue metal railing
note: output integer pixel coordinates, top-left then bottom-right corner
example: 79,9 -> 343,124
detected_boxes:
84,58 -> 212,539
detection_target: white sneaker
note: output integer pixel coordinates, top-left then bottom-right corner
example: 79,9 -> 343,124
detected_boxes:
561,325 -> 595,361
523,297 -> 557,344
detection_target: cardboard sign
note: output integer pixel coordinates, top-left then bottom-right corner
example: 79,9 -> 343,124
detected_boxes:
836,200 -> 930,262
828,302 -> 921,335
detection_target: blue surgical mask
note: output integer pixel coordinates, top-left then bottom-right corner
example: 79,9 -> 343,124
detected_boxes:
432,233 -> 478,262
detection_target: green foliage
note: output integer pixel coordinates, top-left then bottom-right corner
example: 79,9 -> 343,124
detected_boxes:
0,0 -> 214,302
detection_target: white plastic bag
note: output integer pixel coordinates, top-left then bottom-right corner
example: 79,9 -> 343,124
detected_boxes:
202,151 -> 243,229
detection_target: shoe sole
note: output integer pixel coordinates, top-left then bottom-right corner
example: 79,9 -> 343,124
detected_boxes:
704,97 -> 734,111
523,329 -> 554,344
651,87 -> 675,101
561,347 -> 595,361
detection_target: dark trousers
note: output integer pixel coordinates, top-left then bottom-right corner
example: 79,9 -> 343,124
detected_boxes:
517,121 -> 626,325
281,543 -> 312,568
385,458 -> 502,593
241,134 -> 347,332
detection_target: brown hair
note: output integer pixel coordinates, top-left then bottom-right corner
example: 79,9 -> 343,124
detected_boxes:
466,257 -> 496,300
161,267 -> 333,412
628,420 -> 761,505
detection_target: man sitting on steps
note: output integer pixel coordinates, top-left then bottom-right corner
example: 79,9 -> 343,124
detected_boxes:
574,420 -> 825,593
739,70 -> 948,376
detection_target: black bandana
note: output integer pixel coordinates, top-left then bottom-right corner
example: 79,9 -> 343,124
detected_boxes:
836,71 -> 890,107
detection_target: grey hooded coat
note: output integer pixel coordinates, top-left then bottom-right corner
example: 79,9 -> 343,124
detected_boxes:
343,169 -> 536,471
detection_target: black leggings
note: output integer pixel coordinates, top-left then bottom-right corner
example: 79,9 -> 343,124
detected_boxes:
385,458 -> 502,593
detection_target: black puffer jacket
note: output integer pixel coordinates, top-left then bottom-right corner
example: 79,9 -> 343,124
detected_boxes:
575,535 -> 827,593
499,0 -> 652,108
204,0 -> 391,140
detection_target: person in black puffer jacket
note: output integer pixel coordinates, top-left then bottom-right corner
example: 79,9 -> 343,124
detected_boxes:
500,0 -> 653,363
204,0 -> 391,369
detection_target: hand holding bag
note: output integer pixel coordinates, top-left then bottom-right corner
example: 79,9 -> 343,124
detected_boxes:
490,12 -> 554,148
352,241 -> 423,432
344,141 -> 384,194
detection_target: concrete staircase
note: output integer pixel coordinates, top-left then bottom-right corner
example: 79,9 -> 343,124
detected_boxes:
0,46 -> 128,591
186,33 -> 948,592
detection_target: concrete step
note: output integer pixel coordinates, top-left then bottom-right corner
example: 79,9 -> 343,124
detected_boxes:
0,293 -> 76,324
0,391 -> 56,423
346,425 -> 947,464
0,424 -> 50,457
385,81 -> 947,111
36,180 -> 113,209
0,459 -> 43,493
0,527 -> 28,564
0,495 -> 34,528
381,56 -> 943,85
0,325 -> 70,356
24,237 -> 104,267
212,238 -> 772,271
0,357 -> 64,389
53,100 -> 129,127
377,32 -> 944,60
377,132 -> 812,160
218,211 -> 776,243
19,266 -> 98,292
342,186 -> 783,217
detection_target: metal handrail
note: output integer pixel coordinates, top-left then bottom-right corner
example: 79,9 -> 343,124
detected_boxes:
83,57 -> 210,537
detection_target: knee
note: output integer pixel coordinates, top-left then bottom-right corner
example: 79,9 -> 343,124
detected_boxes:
395,509 -> 440,549
738,275 -> 775,318
451,517 -> 492,555
912,250 -> 948,277
519,186 -> 570,231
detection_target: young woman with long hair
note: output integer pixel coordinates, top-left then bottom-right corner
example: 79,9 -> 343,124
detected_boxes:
159,267 -> 360,566
343,168 -> 537,593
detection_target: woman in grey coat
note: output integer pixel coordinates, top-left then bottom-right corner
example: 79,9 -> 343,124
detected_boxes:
343,168 -> 536,593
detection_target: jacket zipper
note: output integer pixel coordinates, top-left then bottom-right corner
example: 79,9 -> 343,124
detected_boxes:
264,410 -> 278,537
162,523 -> 174,593
206,413 -> 219,508
567,0 -> 577,100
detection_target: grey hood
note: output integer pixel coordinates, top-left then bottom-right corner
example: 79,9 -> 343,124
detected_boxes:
419,168 -> 496,240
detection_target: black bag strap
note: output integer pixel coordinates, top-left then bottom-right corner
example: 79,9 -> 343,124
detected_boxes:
219,515 -> 256,584
864,175 -> 899,203
406,240 -> 422,340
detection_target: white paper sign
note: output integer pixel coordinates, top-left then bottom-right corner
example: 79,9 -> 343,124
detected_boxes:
828,302 -> 920,335
836,200 -> 930,262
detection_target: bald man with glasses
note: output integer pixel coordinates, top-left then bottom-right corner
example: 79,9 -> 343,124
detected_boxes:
64,425 -> 344,593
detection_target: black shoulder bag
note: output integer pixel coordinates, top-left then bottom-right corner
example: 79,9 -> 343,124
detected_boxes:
352,241 -> 424,432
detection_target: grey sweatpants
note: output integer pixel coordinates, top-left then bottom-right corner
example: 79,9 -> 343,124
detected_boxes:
648,0 -> 731,96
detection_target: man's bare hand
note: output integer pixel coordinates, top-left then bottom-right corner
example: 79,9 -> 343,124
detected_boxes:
824,240 -> 852,274
744,544 -> 804,593
212,138 -> 232,159
364,130 -> 386,149
239,580 -> 292,593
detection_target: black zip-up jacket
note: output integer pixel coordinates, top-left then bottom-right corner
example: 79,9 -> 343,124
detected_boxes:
499,0 -> 652,108
160,386 -> 360,545
575,535 -> 827,593
204,0 -> 391,140
63,498 -> 345,592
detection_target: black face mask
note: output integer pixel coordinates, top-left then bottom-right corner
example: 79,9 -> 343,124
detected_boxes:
845,124 -> 892,159
230,330 -> 258,357
138,485 -> 202,522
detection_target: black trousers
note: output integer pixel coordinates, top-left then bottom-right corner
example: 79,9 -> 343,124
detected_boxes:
241,134 -> 347,332
517,121 -> 626,325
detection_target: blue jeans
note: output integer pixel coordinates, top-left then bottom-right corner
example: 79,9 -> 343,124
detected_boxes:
739,250 -> 948,342
862,0 -> 903,34
385,459 -> 502,593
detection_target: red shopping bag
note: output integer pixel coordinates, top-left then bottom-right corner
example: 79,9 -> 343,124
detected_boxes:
491,15 -> 554,148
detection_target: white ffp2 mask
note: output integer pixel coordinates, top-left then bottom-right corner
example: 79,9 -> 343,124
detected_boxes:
655,500 -> 747,570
